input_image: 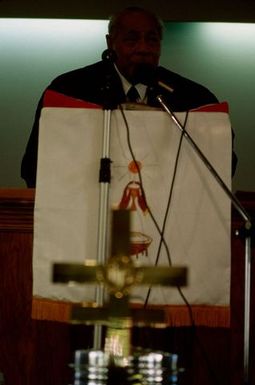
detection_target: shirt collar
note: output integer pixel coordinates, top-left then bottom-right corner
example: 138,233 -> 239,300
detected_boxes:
114,64 -> 147,102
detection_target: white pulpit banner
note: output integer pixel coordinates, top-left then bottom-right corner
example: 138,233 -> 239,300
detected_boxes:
33,91 -> 232,306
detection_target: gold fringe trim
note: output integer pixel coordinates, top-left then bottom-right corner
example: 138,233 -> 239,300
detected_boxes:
32,297 -> 230,328
32,297 -> 72,322
163,304 -> 230,327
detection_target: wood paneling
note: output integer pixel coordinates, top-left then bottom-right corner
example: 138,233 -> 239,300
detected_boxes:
0,188 -> 254,385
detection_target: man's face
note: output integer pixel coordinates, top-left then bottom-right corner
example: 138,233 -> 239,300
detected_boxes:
107,12 -> 161,84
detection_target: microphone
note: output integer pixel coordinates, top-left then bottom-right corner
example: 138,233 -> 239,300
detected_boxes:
101,48 -> 117,63
133,64 -> 174,94
101,49 -> 118,109
157,80 -> 174,94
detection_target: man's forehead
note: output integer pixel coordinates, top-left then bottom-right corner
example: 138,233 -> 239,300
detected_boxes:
118,13 -> 160,33
121,27 -> 160,36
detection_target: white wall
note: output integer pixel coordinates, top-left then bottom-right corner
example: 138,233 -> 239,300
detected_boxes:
161,22 -> 255,192
0,19 -> 254,191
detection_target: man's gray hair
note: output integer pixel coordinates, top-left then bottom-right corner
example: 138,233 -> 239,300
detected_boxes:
108,6 -> 164,39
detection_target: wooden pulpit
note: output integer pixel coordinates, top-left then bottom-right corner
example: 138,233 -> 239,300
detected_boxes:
0,188 -> 254,385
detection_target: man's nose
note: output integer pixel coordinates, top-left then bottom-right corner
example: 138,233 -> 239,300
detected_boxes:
135,37 -> 151,51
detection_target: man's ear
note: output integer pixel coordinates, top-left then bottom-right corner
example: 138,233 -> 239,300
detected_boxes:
106,34 -> 112,49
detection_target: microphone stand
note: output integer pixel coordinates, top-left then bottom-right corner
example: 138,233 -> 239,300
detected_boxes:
93,108 -> 112,349
93,50 -> 117,349
156,94 -> 254,385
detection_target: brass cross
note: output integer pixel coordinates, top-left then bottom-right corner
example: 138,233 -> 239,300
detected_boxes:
53,209 -> 187,367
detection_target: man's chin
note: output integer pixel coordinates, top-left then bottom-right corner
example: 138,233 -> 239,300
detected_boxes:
131,63 -> 157,85
133,60 -> 157,68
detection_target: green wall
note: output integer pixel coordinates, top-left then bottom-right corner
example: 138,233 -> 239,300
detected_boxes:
1,19 -> 254,191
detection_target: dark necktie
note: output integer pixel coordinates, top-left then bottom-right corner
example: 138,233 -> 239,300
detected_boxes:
127,86 -> 140,103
